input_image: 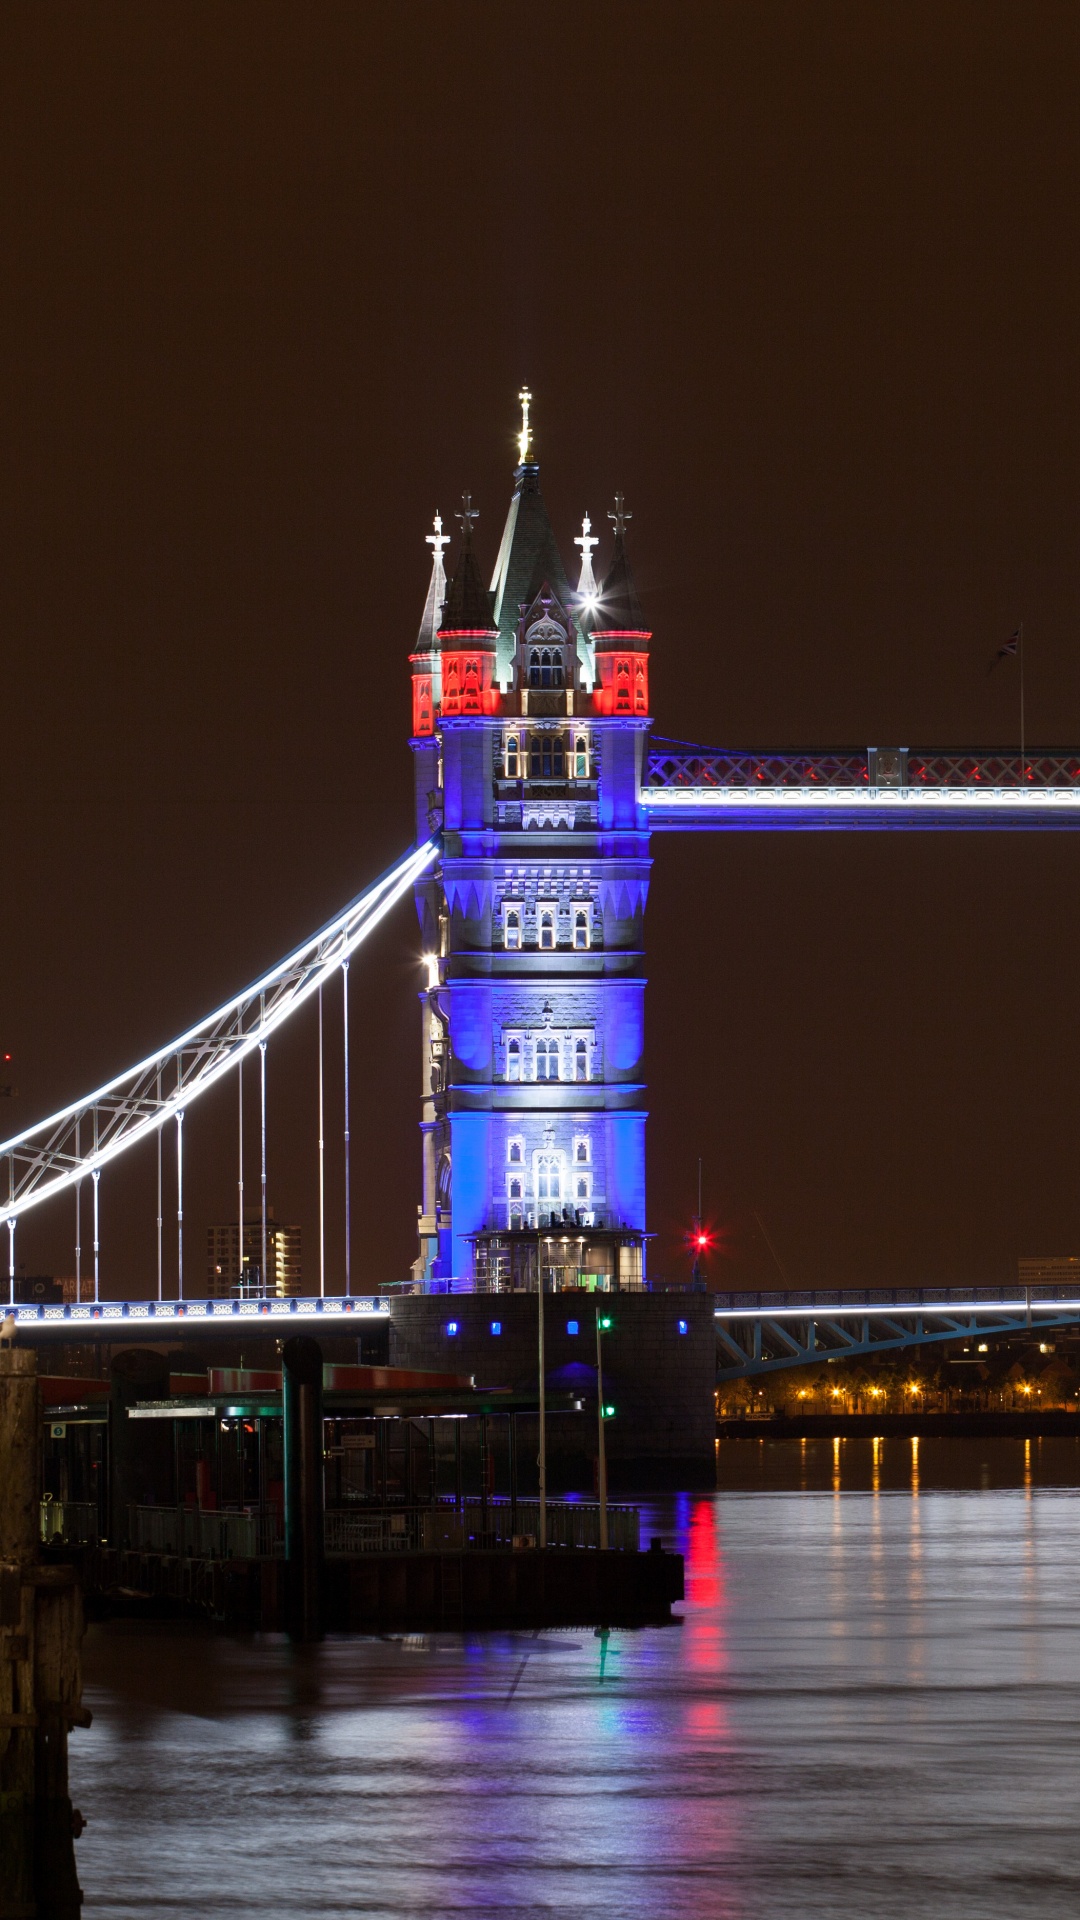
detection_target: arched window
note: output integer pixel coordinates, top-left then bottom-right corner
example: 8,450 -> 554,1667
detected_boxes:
539,910 -> 555,950
537,1156 -> 561,1200
575,1038 -> 588,1082
508,1140 -> 522,1164
505,736 -> 519,778
507,1039 -> 521,1082
574,735 -> 589,778
529,734 -> 566,779
573,910 -> 589,950
575,1139 -> 589,1163
508,1177 -> 522,1200
576,1177 -> 589,1200
528,647 -> 564,689
504,907 -> 521,951
509,1205 -> 522,1229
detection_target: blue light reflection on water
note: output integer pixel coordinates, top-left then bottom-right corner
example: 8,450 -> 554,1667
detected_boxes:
73,1439 -> 1080,1918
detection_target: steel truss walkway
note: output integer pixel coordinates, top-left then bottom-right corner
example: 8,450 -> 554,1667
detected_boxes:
714,1287 -> 1080,1380
644,741 -> 1080,830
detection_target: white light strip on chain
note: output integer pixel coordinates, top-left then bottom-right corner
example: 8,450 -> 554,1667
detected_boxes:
0,840 -> 439,1224
644,786 -> 1080,812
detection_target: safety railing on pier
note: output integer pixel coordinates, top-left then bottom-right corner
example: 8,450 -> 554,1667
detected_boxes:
129,1505 -> 282,1559
40,1499 -> 100,1546
128,1498 -> 640,1559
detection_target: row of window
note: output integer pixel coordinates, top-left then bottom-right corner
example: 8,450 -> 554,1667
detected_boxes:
507,1172 -> 591,1202
501,735 -> 593,780
527,646 -> 567,689
507,1138 -> 591,1164
504,906 -> 590,950
505,1035 -> 592,1082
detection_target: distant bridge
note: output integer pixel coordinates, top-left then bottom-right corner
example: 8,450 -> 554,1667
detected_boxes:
714,1285 -> 1080,1380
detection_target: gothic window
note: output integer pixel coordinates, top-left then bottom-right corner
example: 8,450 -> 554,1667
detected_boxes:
575,1138 -> 590,1163
573,909 -> 589,950
504,907 -> 521,951
509,1205 -> 523,1229
529,734 -> 566,779
507,1177 -> 522,1201
536,1038 -> 559,1081
528,647 -> 564,690
575,1038 -> 589,1081
539,909 -> 555,950
505,735 -> 520,778
536,1156 -> 562,1201
507,1038 -> 521,1082
576,1176 -> 590,1201
508,1139 -> 523,1164
574,734 -> 590,779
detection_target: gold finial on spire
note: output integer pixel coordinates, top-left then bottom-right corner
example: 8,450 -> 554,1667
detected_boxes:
517,386 -> 533,465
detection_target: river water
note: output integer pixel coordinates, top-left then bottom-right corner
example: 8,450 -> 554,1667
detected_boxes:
72,1438 -> 1080,1918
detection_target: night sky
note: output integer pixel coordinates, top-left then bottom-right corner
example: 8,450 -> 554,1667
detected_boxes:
5,2 -> 1080,1297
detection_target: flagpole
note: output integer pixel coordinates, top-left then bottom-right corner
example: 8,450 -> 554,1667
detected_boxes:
1019,621 -> 1025,787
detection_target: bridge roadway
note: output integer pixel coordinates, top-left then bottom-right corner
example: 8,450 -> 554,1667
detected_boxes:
643,743 -> 1080,829
6,1295 -> 389,1338
714,1285 -> 1080,1380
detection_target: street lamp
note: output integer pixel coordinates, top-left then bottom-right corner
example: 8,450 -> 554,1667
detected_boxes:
596,1309 -> 613,1548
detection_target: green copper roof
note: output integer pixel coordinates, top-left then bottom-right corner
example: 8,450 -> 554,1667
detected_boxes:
490,464 -> 573,662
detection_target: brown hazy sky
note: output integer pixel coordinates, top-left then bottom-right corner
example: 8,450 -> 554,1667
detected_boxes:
4,2 -> 1080,1295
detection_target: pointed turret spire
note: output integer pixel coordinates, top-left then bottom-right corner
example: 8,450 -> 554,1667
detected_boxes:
591,495 -> 649,636
574,513 -> 599,605
440,493 -> 497,636
489,392 -> 573,673
415,511 -> 449,651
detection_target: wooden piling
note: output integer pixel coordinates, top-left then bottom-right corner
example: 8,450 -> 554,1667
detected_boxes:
0,1344 -> 88,1918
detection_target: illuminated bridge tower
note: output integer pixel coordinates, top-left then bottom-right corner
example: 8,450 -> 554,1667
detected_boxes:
409,405 -> 653,1292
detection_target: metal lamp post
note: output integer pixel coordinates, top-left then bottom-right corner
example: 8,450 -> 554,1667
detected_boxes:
596,1307 -> 611,1549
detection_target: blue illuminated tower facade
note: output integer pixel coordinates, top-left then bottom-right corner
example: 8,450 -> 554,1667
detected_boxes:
409,416 -> 652,1291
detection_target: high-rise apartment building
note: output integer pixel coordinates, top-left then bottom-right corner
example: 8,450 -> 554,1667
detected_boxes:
206,1209 -> 302,1298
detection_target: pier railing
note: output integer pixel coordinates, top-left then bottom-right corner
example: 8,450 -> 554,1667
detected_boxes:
39,1498 -> 100,1546
128,1498 -> 640,1559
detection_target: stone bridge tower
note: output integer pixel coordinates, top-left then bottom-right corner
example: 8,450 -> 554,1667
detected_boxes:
409,400 -> 652,1291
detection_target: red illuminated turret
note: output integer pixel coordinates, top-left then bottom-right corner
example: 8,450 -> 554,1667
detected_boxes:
410,512 -> 449,738
437,493 -> 501,717
588,496 -> 650,716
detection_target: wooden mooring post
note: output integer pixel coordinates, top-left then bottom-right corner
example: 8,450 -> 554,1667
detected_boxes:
1,1343 -> 88,1918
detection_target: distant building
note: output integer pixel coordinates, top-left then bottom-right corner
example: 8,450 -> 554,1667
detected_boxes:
13,1274 -> 63,1305
206,1209 -> 302,1298
1018,1257 -> 1080,1288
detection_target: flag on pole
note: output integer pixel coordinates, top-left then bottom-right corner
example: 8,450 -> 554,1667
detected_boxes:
989,629 -> 1021,673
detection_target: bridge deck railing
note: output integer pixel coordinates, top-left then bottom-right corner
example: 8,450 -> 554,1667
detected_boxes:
712,1285 -> 1080,1313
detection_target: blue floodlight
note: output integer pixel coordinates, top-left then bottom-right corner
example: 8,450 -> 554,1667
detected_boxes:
490,1320 -> 502,1335
567,1319 -> 579,1335
447,1320 -> 459,1336
678,1319 -> 688,1335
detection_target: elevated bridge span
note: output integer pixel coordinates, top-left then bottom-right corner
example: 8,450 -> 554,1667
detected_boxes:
714,1286 -> 1080,1380
645,742 -> 1080,830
